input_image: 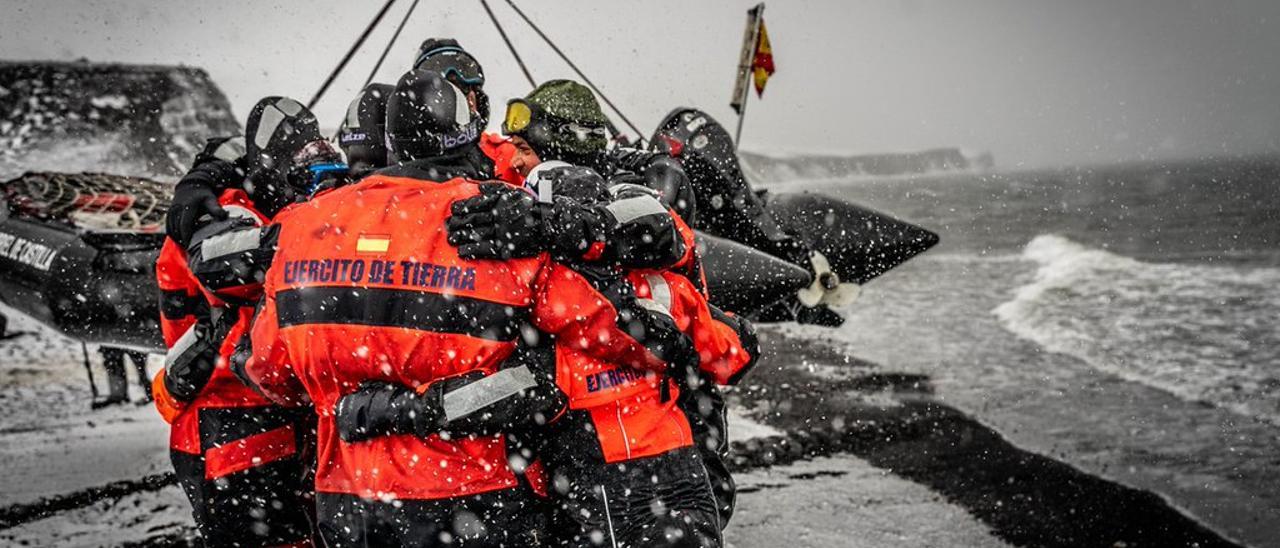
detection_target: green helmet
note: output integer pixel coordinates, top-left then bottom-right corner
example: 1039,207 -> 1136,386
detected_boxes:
502,79 -> 610,164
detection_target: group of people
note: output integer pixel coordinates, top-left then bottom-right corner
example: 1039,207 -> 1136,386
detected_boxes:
152,38 -> 760,547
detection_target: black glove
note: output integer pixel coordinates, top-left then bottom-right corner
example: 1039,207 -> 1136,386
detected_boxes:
709,304 -> 760,385
335,373 -> 484,443
443,344 -> 566,435
335,346 -> 567,443
446,182 -> 610,260
653,316 -> 700,402
614,302 -> 700,402
163,321 -> 219,402
165,159 -> 243,248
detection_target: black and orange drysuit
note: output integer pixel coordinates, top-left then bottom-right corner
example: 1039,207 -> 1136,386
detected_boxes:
241,164 -> 689,547
153,187 -> 315,547
334,263 -> 757,547
338,172 -> 758,546
541,265 -> 755,548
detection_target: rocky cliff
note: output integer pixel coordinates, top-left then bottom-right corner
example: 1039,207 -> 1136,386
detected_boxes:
740,148 -> 994,184
0,61 -> 239,180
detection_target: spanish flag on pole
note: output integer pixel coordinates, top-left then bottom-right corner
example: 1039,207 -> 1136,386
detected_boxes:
730,3 -> 773,146
732,4 -> 773,114
751,19 -> 775,96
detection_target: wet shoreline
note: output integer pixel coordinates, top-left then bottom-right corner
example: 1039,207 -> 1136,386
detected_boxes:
725,329 -> 1243,547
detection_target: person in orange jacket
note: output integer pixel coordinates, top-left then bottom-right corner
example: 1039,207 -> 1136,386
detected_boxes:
153,97 -> 334,547
451,84 -> 753,528
240,69 -> 696,548
336,165 -> 760,547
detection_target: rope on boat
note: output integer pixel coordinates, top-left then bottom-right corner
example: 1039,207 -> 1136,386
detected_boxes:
501,0 -> 647,144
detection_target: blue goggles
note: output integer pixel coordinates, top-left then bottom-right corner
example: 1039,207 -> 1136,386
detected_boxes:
414,46 -> 485,87
308,162 -> 348,194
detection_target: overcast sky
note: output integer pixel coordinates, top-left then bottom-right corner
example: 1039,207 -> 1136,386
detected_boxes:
4,0 -> 1278,168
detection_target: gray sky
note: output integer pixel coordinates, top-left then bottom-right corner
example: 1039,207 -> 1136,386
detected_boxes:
4,0 -> 1279,168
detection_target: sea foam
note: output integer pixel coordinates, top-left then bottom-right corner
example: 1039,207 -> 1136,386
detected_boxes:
994,234 -> 1280,424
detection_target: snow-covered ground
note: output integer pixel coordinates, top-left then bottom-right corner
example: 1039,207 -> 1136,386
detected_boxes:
0,303 -> 169,506
0,485 -> 191,547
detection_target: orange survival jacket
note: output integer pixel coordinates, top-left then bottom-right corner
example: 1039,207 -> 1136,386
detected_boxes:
552,267 -> 752,463
153,189 -> 275,454
479,132 -> 522,185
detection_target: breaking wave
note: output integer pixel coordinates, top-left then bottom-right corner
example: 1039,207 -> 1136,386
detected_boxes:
994,234 -> 1280,424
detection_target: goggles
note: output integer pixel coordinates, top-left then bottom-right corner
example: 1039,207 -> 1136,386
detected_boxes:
414,46 -> 485,87
503,99 -> 607,141
503,99 -> 534,135
562,122 -> 608,141
305,162 -> 350,194
289,140 -> 348,194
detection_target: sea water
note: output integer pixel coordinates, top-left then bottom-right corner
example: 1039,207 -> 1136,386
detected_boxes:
774,157 -> 1280,546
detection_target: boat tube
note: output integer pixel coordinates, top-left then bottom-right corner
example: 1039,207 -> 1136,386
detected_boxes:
0,172 -> 167,351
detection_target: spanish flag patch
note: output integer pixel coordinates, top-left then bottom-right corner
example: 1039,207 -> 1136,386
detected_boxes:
356,234 -> 391,254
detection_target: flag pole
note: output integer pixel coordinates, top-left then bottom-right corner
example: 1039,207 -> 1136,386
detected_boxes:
731,4 -> 764,150
734,86 -> 750,150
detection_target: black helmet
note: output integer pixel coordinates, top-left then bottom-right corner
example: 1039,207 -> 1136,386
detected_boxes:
243,96 -> 322,214
525,161 -> 610,204
192,135 -> 246,168
385,69 -> 483,162
338,83 -> 394,179
244,96 -> 322,179
413,38 -> 489,126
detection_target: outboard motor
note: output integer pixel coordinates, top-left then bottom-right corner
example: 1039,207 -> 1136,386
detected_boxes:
651,108 -> 811,269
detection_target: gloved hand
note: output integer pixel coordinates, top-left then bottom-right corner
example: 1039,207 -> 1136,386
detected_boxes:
609,288 -> 700,402
163,321 -> 219,402
636,308 -> 698,366
335,372 -> 485,443
709,304 -> 760,385
635,308 -> 700,402
442,344 -> 567,435
446,182 -> 610,260
165,159 -> 243,248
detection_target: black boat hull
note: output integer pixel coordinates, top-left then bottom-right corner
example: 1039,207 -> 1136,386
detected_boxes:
0,218 -> 163,351
696,232 -> 812,315
764,191 -> 939,285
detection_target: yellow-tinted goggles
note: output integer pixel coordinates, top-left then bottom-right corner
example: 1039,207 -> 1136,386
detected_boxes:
503,100 -> 533,135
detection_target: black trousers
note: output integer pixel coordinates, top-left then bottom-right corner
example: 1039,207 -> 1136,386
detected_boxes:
549,447 -> 722,548
317,487 -> 547,548
678,380 -> 735,529
171,407 -> 316,547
